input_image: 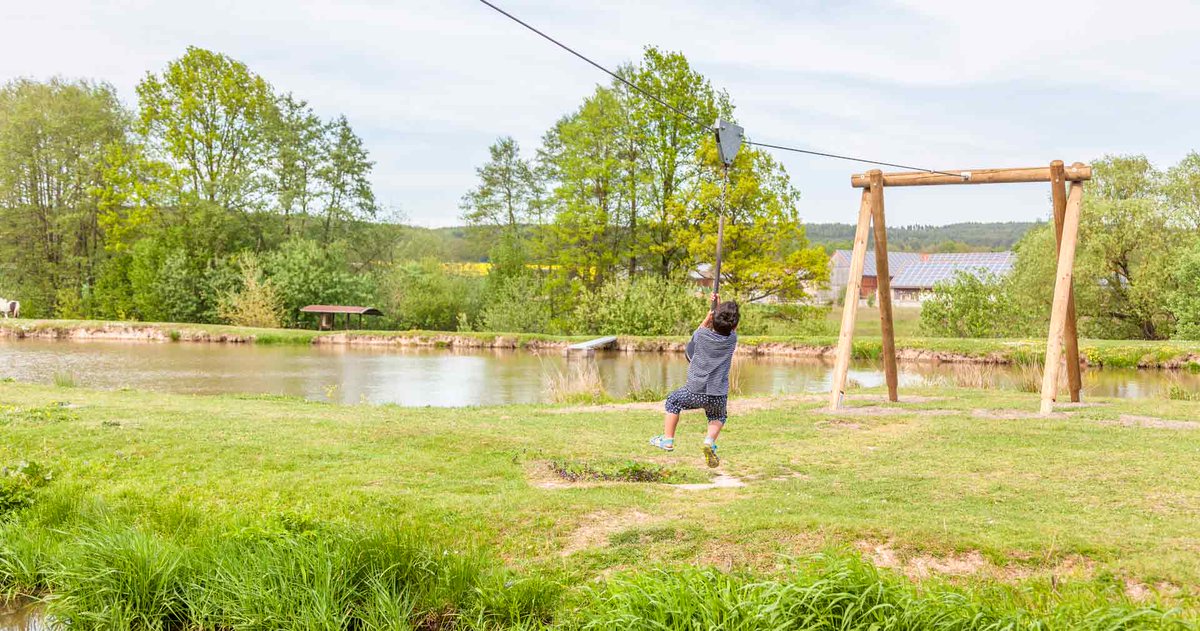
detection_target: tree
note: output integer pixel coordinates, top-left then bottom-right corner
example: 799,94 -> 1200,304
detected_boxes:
317,115 -> 376,245
264,238 -> 375,325
270,94 -> 325,237
136,46 -> 278,251
685,142 -> 828,302
1075,155 -> 1177,339
539,87 -> 627,287
1165,151 -> 1200,231
461,136 -> 540,234
626,47 -> 729,279
0,78 -> 130,316
1003,155 -> 1183,340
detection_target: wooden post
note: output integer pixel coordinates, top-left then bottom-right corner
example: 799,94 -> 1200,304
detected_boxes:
1050,161 -> 1082,402
829,189 -> 874,409
869,171 -> 898,402
1040,181 -> 1084,415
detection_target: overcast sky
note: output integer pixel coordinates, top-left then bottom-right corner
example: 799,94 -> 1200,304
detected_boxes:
2,0 -> 1198,227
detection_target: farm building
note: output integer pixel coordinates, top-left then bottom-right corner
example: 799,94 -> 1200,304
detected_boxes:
823,250 -> 1014,304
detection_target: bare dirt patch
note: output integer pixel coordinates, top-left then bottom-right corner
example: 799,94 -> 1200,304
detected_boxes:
857,540 -> 1099,582
673,473 -> 746,491
846,394 -> 946,404
561,509 -> 658,556
821,406 -> 954,418
859,541 -> 988,579
816,418 -> 865,430
971,408 -> 1069,420
548,395 -> 816,416
1114,415 -> 1200,430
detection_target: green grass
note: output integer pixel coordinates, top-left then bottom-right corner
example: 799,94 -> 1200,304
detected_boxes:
825,304 -> 924,338
2,382 -> 1200,627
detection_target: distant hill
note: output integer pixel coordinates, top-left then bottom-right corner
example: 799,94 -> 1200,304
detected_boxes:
416,221 -> 1041,263
804,221 -> 1041,253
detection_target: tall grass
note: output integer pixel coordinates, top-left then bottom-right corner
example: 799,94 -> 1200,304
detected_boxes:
1,494 -> 1193,630
546,362 -> 608,404
573,556 -> 1190,631
0,494 -> 560,630
51,371 -> 77,388
623,367 -> 668,403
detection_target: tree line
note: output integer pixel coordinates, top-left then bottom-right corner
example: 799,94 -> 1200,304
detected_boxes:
0,46 -> 828,336
0,47 -> 382,325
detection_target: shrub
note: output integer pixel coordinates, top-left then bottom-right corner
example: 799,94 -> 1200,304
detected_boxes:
920,270 -> 1018,338
481,275 -> 552,334
1170,241 -> 1200,340
218,255 -> 286,329
0,461 -> 53,516
736,303 -> 833,336
571,276 -> 706,336
381,259 -> 483,331
265,238 -> 376,326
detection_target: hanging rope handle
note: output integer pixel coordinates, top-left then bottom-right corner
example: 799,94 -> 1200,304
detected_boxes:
712,163 -> 728,312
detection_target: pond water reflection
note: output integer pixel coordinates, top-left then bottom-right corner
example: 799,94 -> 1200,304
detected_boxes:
0,339 -> 1193,406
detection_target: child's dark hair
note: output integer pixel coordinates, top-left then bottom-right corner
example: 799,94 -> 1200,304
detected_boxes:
713,300 -> 740,335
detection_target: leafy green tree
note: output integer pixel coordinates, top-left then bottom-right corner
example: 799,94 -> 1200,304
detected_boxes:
461,136 -> 542,276
1169,241 -> 1200,339
686,142 -> 828,302
1165,151 -> 1200,230
0,78 -> 129,316
626,47 -> 728,278
1075,155 -> 1178,339
127,237 -> 205,322
1003,155 -> 1189,340
317,115 -> 376,245
461,136 -> 540,234
539,87 -> 627,287
136,46 -> 278,250
270,94 -> 325,237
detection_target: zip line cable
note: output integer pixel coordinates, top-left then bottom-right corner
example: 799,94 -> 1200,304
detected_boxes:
475,0 -> 965,178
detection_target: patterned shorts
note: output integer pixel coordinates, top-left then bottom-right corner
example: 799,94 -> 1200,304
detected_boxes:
664,387 -> 728,424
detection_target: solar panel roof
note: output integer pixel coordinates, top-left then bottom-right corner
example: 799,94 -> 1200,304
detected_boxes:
889,252 -> 1015,289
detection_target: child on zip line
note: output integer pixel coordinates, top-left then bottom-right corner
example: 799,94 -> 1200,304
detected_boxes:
650,293 -> 739,467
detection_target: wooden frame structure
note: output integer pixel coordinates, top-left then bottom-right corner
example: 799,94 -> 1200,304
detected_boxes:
828,161 -> 1092,415
300,305 -> 383,331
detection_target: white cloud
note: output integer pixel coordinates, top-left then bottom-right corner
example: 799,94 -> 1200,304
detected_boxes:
1,0 -> 1196,226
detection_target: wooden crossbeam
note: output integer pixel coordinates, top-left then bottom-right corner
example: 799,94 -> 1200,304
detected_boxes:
851,165 -> 1092,188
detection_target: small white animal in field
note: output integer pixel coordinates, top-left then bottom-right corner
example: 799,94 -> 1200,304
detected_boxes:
0,298 -> 17,319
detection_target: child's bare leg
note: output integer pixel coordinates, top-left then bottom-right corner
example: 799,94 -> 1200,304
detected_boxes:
705,421 -> 724,443
662,411 -> 681,439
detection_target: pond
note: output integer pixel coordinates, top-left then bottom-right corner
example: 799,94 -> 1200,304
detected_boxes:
0,339 -> 1193,406
0,601 -> 48,631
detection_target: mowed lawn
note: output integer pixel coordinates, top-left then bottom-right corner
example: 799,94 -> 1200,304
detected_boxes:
2,381 -> 1200,624
825,304 -> 925,338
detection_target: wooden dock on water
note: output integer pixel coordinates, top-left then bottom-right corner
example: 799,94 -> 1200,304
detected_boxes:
565,335 -> 618,355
